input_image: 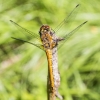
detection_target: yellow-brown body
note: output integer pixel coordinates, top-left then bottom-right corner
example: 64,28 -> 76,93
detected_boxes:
39,25 -> 63,100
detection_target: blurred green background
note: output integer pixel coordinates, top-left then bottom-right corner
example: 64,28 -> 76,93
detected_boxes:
0,0 -> 100,100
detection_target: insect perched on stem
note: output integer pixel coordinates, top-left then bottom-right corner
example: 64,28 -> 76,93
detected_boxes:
10,4 -> 87,100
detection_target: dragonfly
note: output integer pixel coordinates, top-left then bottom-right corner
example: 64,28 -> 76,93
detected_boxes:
10,4 -> 87,100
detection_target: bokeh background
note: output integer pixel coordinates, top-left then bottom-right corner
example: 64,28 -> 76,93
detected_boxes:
0,0 -> 100,100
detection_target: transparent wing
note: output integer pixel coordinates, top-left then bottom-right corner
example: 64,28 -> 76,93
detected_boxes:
11,37 -> 44,50
58,21 -> 88,49
10,20 -> 43,50
63,21 -> 87,40
54,4 -> 80,33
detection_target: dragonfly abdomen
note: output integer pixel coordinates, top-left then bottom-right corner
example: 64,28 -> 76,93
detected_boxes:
46,49 -> 55,89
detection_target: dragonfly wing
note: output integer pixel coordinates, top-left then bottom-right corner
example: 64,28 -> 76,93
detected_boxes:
10,20 -> 40,42
10,20 -> 43,49
58,21 -> 88,49
54,4 -> 80,33
12,37 -> 44,50
63,21 -> 87,40
10,20 -> 40,39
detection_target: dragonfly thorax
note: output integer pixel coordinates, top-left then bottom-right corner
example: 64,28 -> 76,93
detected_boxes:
39,25 -> 58,49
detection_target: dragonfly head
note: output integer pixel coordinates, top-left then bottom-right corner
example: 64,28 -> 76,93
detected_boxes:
39,25 -> 51,35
